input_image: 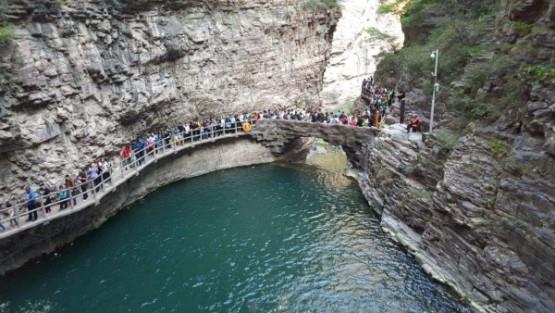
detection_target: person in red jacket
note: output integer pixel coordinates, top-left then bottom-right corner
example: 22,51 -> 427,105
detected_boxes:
407,114 -> 422,133
121,145 -> 132,168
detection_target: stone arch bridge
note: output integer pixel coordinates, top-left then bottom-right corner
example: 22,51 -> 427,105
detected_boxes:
251,120 -> 380,169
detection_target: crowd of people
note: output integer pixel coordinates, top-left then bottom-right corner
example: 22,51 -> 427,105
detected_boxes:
0,84 -> 424,232
0,160 -> 113,232
0,114 -> 262,232
362,76 -> 422,133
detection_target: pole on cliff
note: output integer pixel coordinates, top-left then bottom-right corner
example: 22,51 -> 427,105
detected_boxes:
430,49 -> 440,134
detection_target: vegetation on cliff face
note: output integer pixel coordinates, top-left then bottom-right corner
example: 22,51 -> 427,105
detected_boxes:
375,0 -> 554,126
0,24 -> 14,45
371,2 -> 554,312
303,0 -> 341,11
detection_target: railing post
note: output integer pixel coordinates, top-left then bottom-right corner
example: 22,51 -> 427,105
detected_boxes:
69,187 -> 74,209
40,195 -> 45,217
91,179 -> 97,201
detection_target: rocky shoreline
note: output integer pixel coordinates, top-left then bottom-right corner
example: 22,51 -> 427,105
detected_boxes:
351,124 -> 555,313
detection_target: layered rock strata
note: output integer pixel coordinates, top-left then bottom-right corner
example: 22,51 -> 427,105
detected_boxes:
0,0 -> 339,201
355,125 -> 555,313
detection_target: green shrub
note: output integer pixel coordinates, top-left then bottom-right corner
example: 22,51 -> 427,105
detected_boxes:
435,129 -> 461,151
378,0 -> 410,15
522,64 -> 555,82
366,27 -> 388,40
489,139 -> 509,159
511,21 -> 533,36
378,3 -> 396,14
303,0 -> 340,11
0,24 -> 14,45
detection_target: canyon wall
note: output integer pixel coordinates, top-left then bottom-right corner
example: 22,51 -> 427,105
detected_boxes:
361,0 -> 555,312
0,0 -> 339,201
321,0 -> 403,111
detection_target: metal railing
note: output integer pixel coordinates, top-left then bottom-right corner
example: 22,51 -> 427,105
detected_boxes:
0,120 -> 253,238
0,117 -> 381,238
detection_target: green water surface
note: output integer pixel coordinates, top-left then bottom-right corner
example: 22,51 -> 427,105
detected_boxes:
0,164 -> 470,313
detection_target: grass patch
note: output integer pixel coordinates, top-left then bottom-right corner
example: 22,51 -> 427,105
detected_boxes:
489,139 -> 509,159
522,64 -> 555,83
378,0 -> 410,15
435,129 -> 462,151
0,24 -> 14,45
366,27 -> 389,40
510,21 -> 533,37
378,3 -> 396,14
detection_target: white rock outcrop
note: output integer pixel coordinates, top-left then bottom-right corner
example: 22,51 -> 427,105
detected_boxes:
321,0 -> 404,111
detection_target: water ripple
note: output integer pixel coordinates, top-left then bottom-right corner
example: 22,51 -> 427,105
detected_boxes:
0,165 -> 470,313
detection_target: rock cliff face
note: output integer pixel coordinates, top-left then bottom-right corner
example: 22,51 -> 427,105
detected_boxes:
357,123 -> 555,313
359,0 -> 555,312
321,0 -> 403,111
0,0 -> 339,199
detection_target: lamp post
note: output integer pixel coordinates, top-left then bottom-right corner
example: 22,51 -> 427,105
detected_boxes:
430,49 -> 440,133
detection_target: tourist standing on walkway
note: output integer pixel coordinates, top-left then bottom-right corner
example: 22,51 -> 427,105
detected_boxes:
6,200 -> 17,227
101,160 -> 111,185
121,145 -> 132,169
89,164 -> 101,193
398,90 -> 406,124
79,171 -> 88,200
25,186 -> 38,221
39,184 -> 53,214
65,175 -> 77,206
58,185 -> 69,210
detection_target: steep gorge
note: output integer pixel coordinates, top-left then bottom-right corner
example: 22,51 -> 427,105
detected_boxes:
1,0 -> 554,312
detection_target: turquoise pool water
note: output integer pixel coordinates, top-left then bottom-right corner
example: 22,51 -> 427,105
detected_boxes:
0,164 -> 470,313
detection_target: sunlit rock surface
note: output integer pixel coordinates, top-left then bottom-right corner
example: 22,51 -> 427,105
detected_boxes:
0,0 -> 339,199
321,0 -> 404,111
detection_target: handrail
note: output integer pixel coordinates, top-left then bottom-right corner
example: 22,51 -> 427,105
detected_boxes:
0,117 -> 380,237
0,119 -> 251,237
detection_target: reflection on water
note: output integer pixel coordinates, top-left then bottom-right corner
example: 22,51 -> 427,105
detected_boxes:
305,139 -> 352,188
0,165 -> 470,313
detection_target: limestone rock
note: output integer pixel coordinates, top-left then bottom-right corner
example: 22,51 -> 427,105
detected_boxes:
0,0 -> 339,198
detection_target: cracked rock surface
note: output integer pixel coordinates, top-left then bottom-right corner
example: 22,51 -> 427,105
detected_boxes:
0,0 -> 339,199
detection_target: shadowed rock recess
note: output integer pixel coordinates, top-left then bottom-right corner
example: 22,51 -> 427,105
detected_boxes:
0,0 -> 339,198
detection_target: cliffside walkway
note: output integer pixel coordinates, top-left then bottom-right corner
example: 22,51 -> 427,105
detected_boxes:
0,123 -> 253,240
0,119 -> 382,240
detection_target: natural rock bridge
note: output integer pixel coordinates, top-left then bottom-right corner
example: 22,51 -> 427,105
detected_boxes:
252,120 -> 380,169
